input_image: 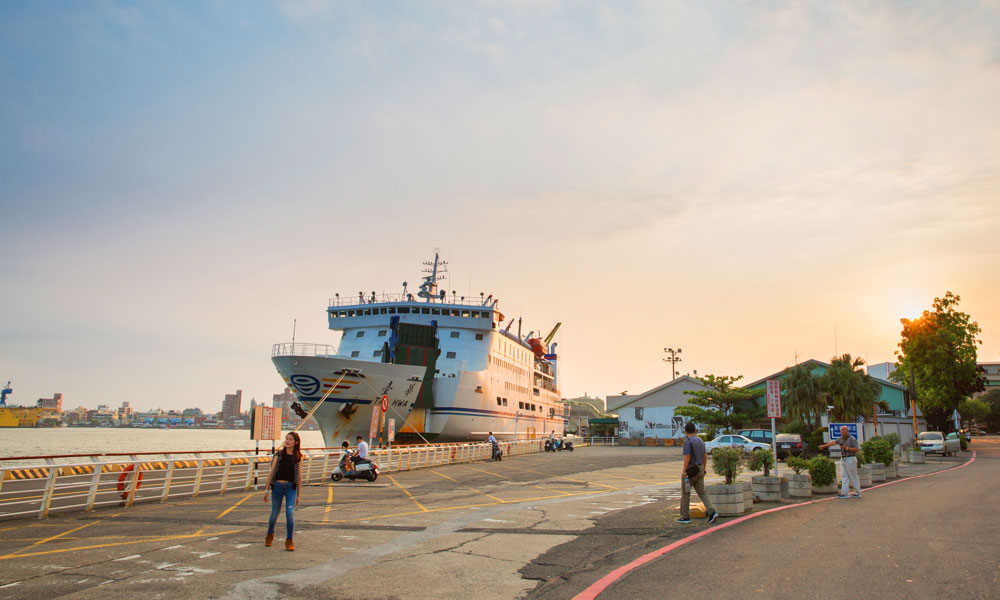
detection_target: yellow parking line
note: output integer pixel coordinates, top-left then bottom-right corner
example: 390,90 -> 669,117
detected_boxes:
0,529 -> 242,561
387,475 -> 427,512
518,467 -> 620,491
216,492 -> 254,519
334,488 -> 614,525
322,485 -> 334,523
458,464 -> 570,496
431,469 -> 506,503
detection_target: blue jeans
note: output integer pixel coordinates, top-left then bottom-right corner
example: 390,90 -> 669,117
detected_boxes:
267,481 -> 297,539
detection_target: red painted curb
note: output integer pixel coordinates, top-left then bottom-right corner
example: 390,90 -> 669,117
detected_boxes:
572,451 -> 978,600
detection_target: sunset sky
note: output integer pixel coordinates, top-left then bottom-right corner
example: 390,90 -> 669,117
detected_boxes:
2,1 -> 998,412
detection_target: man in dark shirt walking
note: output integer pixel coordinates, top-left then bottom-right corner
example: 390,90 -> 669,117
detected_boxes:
680,422 -> 718,524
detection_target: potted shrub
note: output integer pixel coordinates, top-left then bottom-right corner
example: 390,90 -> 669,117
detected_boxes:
808,455 -> 838,494
705,446 -> 745,516
785,456 -> 812,498
856,451 -> 873,488
861,437 -> 892,482
747,448 -> 780,502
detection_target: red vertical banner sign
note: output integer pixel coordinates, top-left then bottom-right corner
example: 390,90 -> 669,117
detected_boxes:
766,379 -> 782,418
368,405 -> 380,439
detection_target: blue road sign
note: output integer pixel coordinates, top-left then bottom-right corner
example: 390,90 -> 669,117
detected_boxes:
829,422 -> 861,443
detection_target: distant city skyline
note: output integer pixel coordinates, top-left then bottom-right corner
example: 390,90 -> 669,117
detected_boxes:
2,2 -> 998,411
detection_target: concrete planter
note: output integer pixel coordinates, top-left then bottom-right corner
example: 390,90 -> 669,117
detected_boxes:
858,465 -> 873,488
741,481 -> 753,508
885,461 -> 898,479
907,451 -> 925,464
812,481 -> 838,494
752,476 -> 781,502
868,462 -> 886,482
786,473 -> 812,498
705,483 -> 745,516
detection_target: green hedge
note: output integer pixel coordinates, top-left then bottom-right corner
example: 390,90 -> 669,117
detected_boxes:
861,437 -> 893,466
710,446 -> 743,484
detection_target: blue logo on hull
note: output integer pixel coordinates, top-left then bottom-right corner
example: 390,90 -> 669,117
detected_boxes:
290,374 -> 321,396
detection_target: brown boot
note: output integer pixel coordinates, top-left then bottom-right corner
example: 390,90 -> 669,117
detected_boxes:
285,539 -> 295,551
265,533 -> 274,547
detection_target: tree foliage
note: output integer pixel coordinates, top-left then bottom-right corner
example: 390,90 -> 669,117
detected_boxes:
891,292 -> 984,431
977,389 -> 1000,432
821,354 -> 885,422
677,374 -> 764,433
781,363 -> 824,430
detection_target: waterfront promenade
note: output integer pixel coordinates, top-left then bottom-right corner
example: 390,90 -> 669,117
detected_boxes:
0,443 -> 994,599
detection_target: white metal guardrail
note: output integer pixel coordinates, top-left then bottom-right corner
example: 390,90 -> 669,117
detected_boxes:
0,440 -> 547,521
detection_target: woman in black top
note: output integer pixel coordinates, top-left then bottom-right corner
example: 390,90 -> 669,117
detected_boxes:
264,432 -> 302,551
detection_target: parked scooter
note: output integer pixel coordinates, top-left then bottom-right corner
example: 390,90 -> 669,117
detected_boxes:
545,438 -> 574,452
331,456 -> 379,482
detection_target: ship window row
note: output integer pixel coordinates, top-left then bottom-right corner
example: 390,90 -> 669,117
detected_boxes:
331,307 -> 493,318
518,401 -> 542,412
496,397 -> 508,407
490,355 -> 526,377
504,381 -> 528,396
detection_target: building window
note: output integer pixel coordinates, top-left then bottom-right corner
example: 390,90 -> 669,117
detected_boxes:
497,397 -> 502,406
475,333 -> 484,341
519,401 -> 524,409
364,309 -> 371,316
635,407 -> 643,420
502,398 -> 508,406
351,351 -> 360,358
356,331 -> 365,338
373,350 -> 382,357
446,351 -> 456,359
329,311 -> 337,319
450,331 -> 460,338
421,307 -> 430,314
378,330 -> 387,337
432,308 -> 441,315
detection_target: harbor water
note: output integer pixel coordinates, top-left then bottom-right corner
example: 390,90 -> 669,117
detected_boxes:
0,428 -> 327,459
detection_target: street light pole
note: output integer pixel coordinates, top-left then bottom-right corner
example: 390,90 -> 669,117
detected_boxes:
663,347 -> 682,380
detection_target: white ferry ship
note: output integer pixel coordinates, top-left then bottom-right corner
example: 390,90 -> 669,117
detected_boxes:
271,251 -> 565,445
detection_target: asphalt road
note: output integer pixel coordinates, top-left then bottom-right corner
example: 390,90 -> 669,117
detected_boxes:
529,438 -> 1000,600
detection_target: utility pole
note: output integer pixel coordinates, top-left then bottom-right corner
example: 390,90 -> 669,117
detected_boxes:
663,347 -> 682,380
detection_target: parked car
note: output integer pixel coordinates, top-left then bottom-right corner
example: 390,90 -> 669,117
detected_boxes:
775,433 -> 809,459
736,429 -> 774,445
705,434 -> 770,455
916,431 -> 961,456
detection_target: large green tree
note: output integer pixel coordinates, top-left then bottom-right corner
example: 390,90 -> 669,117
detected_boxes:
822,354 -> 884,422
677,374 -> 764,434
781,363 -> 824,430
890,292 -> 984,432
977,389 -> 1000,432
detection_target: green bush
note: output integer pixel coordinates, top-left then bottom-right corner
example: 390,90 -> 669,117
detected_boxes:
860,437 -> 893,466
805,428 -> 826,457
960,435 -> 968,451
808,456 -> 837,486
884,432 -> 901,450
786,455 -> 810,474
746,448 -> 775,477
710,446 -> 743,484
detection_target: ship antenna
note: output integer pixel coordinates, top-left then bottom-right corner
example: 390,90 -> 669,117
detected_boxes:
418,248 -> 447,302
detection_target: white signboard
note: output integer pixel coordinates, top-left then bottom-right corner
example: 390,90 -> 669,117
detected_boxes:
766,379 -> 782,418
388,418 -> 396,443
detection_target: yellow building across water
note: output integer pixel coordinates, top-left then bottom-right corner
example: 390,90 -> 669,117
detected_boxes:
0,407 -> 50,427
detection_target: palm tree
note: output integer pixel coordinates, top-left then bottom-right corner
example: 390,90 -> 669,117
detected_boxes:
822,354 -> 885,421
782,363 -> 823,429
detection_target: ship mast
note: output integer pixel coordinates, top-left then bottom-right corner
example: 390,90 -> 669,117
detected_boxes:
417,248 -> 448,303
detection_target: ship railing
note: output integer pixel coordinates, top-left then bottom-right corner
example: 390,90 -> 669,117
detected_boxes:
271,343 -> 339,358
0,440 -> 551,521
329,293 -> 494,308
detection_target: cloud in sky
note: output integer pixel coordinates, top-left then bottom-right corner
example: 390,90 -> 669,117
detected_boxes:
1,1 -> 998,411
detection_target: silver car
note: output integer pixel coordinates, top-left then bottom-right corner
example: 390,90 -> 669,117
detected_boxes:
704,434 -> 771,455
916,431 -> 961,456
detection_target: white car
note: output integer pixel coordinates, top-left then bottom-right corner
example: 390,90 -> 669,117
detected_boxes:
704,434 -> 771,455
916,431 -> 961,456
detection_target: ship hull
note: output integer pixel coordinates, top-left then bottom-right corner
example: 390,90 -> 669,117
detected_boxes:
272,355 -> 426,448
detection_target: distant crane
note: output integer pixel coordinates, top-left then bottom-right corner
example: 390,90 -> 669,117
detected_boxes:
1,381 -> 12,407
